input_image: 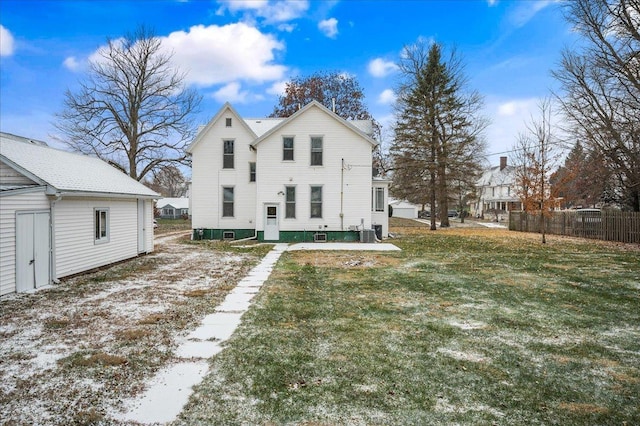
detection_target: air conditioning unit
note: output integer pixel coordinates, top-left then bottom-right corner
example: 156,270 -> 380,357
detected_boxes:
360,229 -> 376,243
314,233 -> 327,242
222,231 -> 235,240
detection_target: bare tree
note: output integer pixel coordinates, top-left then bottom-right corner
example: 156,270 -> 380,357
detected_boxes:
552,0 -> 640,211
56,26 -> 201,181
146,165 -> 187,197
510,98 -> 563,243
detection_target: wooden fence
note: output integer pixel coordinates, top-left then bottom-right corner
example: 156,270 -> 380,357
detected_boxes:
509,210 -> 640,244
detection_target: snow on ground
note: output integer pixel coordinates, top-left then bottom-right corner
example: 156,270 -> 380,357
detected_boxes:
0,232 -> 257,425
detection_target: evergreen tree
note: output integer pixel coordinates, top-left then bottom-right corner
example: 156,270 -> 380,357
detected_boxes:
391,41 -> 486,229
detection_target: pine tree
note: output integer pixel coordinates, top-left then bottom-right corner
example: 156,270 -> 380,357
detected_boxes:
391,42 -> 486,229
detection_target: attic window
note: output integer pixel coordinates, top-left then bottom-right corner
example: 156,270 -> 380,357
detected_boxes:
225,118 -> 232,127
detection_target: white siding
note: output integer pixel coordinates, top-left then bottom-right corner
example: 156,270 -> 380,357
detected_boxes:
0,189 -> 49,296
191,109 -> 257,230
0,160 -> 36,186
255,106 -> 373,232
54,198 -> 139,278
371,183 -> 390,238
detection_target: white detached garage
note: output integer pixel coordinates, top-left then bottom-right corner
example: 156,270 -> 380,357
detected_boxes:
0,132 -> 158,296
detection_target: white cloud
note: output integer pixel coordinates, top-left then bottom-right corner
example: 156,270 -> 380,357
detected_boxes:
0,25 -> 15,56
212,82 -> 250,103
161,23 -> 286,86
63,56 -> 81,71
483,97 -> 540,162
277,23 -> 296,32
266,80 -> 288,96
377,89 -> 396,105
496,98 -> 538,117
217,0 -> 309,24
318,18 -> 338,38
507,1 -> 557,28
487,0 -> 498,6
368,58 -> 398,78
84,23 -> 287,89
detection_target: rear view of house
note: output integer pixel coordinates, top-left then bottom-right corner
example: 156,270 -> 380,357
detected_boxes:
0,132 -> 158,296
187,101 -> 389,242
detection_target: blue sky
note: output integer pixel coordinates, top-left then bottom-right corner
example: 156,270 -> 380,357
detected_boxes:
0,0 -> 576,166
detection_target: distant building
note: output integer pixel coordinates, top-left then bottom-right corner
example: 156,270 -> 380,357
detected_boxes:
473,156 -> 522,220
389,199 -> 419,219
156,198 -> 190,219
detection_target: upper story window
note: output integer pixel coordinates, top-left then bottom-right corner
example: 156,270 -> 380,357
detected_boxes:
94,208 -> 109,243
283,137 -> 294,161
249,162 -> 256,182
223,140 -> 234,169
225,117 -> 232,127
310,137 -> 323,166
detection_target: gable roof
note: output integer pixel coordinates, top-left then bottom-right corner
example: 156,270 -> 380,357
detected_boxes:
243,118 -> 284,137
156,197 -> 189,209
185,102 -> 258,154
0,132 -> 158,198
251,100 -> 378,148
477,165 -> 516,187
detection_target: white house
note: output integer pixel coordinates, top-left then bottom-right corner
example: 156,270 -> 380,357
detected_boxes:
473,156 -> 522,220
156,197 -> 190,219
0,132 -> 158,296
187,101 -> 389,242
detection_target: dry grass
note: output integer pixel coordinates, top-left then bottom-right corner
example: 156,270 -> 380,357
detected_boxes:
0,231 -> 262,425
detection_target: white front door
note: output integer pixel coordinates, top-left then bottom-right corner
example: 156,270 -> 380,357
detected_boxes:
16,211 -> 51,292
264,204 -> 279,241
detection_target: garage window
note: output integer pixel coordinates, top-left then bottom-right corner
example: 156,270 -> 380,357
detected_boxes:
95,208 -> 109,243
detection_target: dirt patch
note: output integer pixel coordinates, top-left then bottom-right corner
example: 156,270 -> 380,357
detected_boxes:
0,231 -> 259,425
288,251 -> 402,269
558,402 -> 610,414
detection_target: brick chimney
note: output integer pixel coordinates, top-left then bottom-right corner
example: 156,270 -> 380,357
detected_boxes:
500,156 -> 507,170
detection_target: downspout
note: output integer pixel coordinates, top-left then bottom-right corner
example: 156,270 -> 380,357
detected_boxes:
231,229 -> 258,244
340,158 -> 344,230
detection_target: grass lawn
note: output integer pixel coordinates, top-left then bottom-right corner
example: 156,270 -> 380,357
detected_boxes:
177,225 -> 640,425
155,217 -> 192,235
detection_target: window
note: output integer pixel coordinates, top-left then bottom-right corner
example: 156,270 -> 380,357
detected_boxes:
311,137 -> 323,166
285,186 -> 296,218
249,162 -> 256,182
283,137 -> 294,161
225,117 -> 232,127
94,208 -> 109,243
223,140 -> 234,169
310,186 -> 322,218
374,187 -> 385,212
222,187 -> 234,217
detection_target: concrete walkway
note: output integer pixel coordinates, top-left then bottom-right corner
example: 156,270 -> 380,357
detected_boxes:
115,240 -> 400,424
116,243 -> 288,424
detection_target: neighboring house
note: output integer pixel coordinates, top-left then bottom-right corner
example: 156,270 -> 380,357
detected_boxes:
390,199 -> 419,219
473,156 -> 522,220
187,101 -> 389,242
0,132 -> 158,296
156,197 -> 190,219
